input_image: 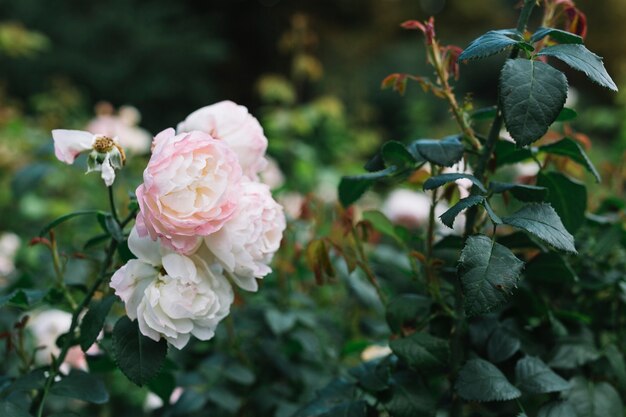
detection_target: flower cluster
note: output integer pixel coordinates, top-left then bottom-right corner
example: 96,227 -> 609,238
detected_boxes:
52,101 -> 286,349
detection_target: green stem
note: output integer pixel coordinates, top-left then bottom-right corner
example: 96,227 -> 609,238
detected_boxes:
108,186 -> 120,225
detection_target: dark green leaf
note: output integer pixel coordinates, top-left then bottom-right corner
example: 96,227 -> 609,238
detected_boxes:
537,172 -> 587,234
538,138 -> 600,182
339,167 -> 397,207
483,200 -> 503,225
487,326 -> 520,363
146,371 -> 175,403
494,140 -> 533,166
409,136 -> 464,167
0,401 -> 32,417
223,363 -> 255,386
489,181 -> 548,202
79,295 -> 115,352
538,44 -> 618,91
537,402 -> 577,417
459,29 -> 521,61
6,370 -> 46,393
455,358 -> 521,402
97,213 -> 124,242
500,58 -> 568,146
385,294 -> 432,333
39,210 -> 105,236
319,401 -> 368,417
49,371 -> 109,404
390,332 -> 449,371
531,27 -> 584,45
502,203 -> 576,253
556,107 -> 578,122
364,153 -> 385,172
549,341 -> 600,369
265,309 -> 297,335
440,195 -> 485,228
349,359 -> 391,392
458,235 -> 524,316
423,173 -> 486,193
384,372 -> 436,417
381,141 -> 420,168
0,289 -> 46,309
206,387 -> 241,412
111,316 -> 167,386
563,377 -> 624,417
524,252 -> 577,284
604,344 -> 626,391
515,356 -> 569,394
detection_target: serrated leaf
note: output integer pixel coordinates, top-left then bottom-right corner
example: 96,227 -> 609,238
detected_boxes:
385,294 -> 432,333
487,326 -> 520,363
536,172 -> 586,234
494,140 -> 533,166
0,401 -> 32,417
538,138 -> 600,182
390,332 -> 449,371
409,136 -> 464,167
111,316 -> 167,386
489,181 -> 548,202
423,173 -> 486,193
564,377 -> 624,417
79,295 -> 115,351
531,27 -> 584,45
515,356 -> 569,394
500,58 -> 568,146
49,371 -> 109,404
537,401 -> 577,417
384,372 -> 436,417
440,195 -> 484,228
339,167 -> 397,207
459,29 -> 521,61
455,358 -> 521,402
458,235 -> 524,316
503,203 -> 576,253
538,44 -> 618,91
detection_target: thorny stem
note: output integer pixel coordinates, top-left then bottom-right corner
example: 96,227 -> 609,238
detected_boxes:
450,2 -> 537,416
49,232 -> 78,310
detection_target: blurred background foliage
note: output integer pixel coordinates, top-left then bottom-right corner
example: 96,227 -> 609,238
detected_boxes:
1,0 -> 626,416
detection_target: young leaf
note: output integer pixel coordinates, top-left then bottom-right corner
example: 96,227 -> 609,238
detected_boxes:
389,332 -> 449,371
563,377 -> 624,417
49,371 -> 109,404
502,203 -> 576,253
458,235 -> 524,316
0,401 -> 32,417
459,29 -> 522,61
538,138 -> 600,182
489,181 -> 548,202
79,295 -> 116,351
500,59 -> 568,146
112,316 -> 167,386
455,358 -> 522,402
536,172 -> 587,234
515,356 -> 569,394
339,167 -> 397,207
409,136 -> 464,167
384,372 -> 437,417
531,27 -> 584,45
538,44 -> 618,91
423,173 -> 486,193
439,195 -> 485,228
537,401 -> 577,417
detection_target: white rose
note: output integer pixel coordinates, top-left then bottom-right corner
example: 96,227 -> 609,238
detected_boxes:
204,181 -> 286,292
177,101 -> 269,179
110,227 -> 234,349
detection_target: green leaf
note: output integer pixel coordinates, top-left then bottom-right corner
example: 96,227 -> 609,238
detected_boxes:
500,58 -> 568,146
339,167 -> 397,207
409,136 -> 464,167
524,252 -> 577,284
471,106 -> 497,120
79,295 -> 115,352
319,401 -> 368,417
146,370 -> 176,403
549,341 -> 600,369
538,44 -> 618,91
455,358 -> 521,402
265,309 -> 297,335
604,344 -> 626,391
536,172 -> 587,234
564,377 -> 624,417
39,210 -> 106,236
489,181 -> 548,202
385,294 -> 432,334
111,316 -> 167,386
423,173 -> 487,193
537,402 -> 577,417
381,141 -> 420,168
494,140 -> 533,166
538,138 -> 600,182
487,326 -> 520,363
97,213 -> 124,242
384,372 -> 436,417
0,401 -> 32,417
502,203 -> 576,253
458,235 -> 524,316
515,356 -> 569,394
362,210 -> 405,244
440,195 -> 485,228
49,371 -> 109,404
349,359 -> 391,392
0,289 -> 46,309
556,107 -> 577,122
531,27 -> 584,45
390,332 -> 449,371
459,29 -> 522,61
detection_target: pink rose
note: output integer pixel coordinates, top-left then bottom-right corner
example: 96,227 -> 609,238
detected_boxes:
177,101 -> 268,179
204,181 -> 286,292
136,128 -> 243,254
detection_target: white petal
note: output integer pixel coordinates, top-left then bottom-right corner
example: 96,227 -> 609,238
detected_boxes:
52,129 -> 94,164
128,226 -> 163,267
162,253 -> 197,281
101,156 -> 116,186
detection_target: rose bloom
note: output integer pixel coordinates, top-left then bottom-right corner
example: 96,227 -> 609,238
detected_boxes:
177,101 -> 268,179
136,128 -> 242,254
110,227 -> 234,349
204,181 -> 286,292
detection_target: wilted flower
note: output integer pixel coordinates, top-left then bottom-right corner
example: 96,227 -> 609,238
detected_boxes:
110,227 -> 234,349
51,129 -> 125,186
87,103 -> 152,154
